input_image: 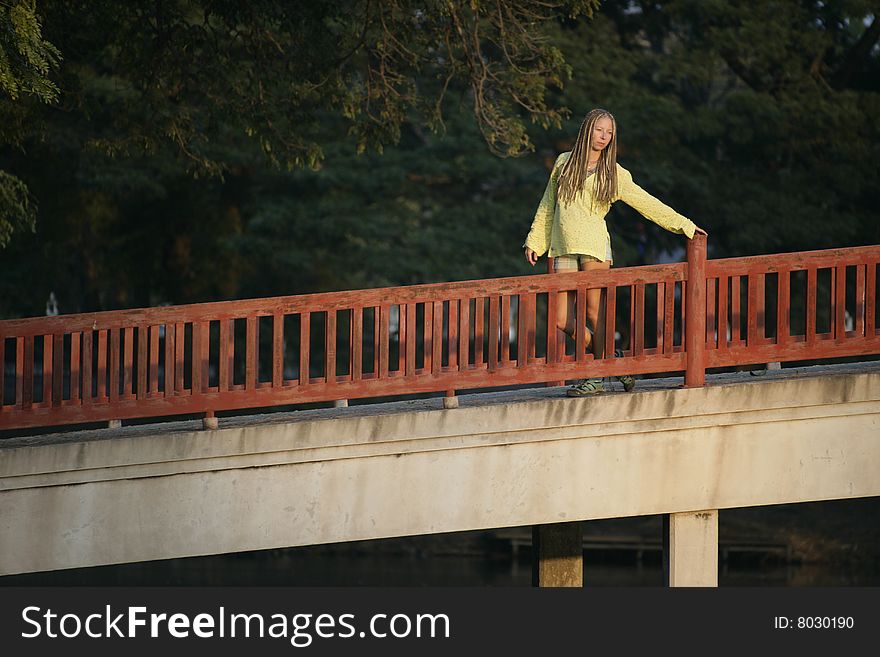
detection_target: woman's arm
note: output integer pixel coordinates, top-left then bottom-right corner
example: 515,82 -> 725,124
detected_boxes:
523,153 -> 568,257
616,166 -> 699,238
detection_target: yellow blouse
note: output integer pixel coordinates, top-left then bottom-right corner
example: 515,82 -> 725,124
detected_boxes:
523,151 -> 697,261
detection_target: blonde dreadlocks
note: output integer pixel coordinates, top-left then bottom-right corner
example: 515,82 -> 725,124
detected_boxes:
556,108 -> 619,209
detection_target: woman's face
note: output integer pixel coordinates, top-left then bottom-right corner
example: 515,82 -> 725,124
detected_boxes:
590,116 -> 614,152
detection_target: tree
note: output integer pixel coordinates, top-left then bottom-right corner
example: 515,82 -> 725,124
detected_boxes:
23,0 -> 598,171
0,0 -> 60,246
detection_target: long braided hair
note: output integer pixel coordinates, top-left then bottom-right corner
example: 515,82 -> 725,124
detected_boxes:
557,108 -> 618,209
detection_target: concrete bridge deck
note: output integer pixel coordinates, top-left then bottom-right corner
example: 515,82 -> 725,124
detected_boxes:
2,361 -> 879,582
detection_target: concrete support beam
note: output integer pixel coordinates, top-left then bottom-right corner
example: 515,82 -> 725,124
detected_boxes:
2,363 -> 879,576
663,510 -> 719,587
532,522 -> 583,587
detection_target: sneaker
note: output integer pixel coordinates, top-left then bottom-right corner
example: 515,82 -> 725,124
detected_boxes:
566,378 -> 605,397
617,374 -> 636,392
613,349 -> 636,392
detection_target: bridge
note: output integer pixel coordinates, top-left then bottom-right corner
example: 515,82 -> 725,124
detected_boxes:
2,236 -> 879,585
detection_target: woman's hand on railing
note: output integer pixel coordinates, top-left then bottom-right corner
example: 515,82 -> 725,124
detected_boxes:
524,247 -> 538,266
694,226 -> 708,236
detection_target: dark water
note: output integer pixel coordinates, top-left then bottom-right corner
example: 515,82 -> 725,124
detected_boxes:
3,545 -> 879,587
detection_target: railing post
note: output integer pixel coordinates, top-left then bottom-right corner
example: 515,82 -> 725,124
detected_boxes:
203,410 -> 218,430
443,388 -> 458,409
685,233 -> 707,387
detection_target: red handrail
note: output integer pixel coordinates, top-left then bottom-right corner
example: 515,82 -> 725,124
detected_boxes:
2,237 -> 879,431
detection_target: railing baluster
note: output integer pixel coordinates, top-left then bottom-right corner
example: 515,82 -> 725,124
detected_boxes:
0,335 -> 5,408
517,294 -> 529,366
273,313 -> 284,388
300,312 -> 311,385
218,320 -> 230,391
192,321 -> 202,394
730,277 -> 740,343
372,307 -> 379,376
137,326 -> 148,399
0,335 -> 5,407
629,284 -> 637,355
194,321 -> 209,393
378,305 -> 389,379
474,298 -> 484,367
526,293 -> 536,360
397,304 -> 405,374
97,329 -> 108,399
806,268 -> 817,345
122,326 -> 134,397
488,295 -> 499,371
680,280 -> 687,345
149,326 -> 159,395
109,328 -> 120,401
867,262 -> 876,337
655,282 -> 665,352
606,284 -> 617,359
174,323 -> 185,393
447,299 -> 459,370
459,298 -> 470,370
43,334 -> 53,405
82,332 -> 92,404
424,301 -> 433,373
405,302 -> 416,377
16,337 -> 25,408
52,333 -> 63,406
855,264 -> 865,336
545,291 -> 557,365
164,324 -> 174,395
633,283 -> 645,356
502,295 -> 512,366
706,278 -> 716,349
777,269 -> 789,346
246,316 -> 257,390
716,276 -> 728,351
746,275 -> 758,347
664,280 -> 675,354
829,267 -> 836,337
835,264 -> 846,342
756,274 -> 766,341
22,336 -> 33,408
325,309 -> 336,384
432,301 -> 443,375
575,287 -> 586,363
353,307 -> 364,382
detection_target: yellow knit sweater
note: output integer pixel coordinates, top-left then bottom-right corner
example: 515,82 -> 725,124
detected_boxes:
523,151 -> 697,261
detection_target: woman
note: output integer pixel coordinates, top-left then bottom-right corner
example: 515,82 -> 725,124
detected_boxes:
523,108 -> 707,396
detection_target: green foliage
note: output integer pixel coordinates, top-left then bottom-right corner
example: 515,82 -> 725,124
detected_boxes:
0,0 -> 59,248
0,169 -> 35,247
0,0 -> 60,102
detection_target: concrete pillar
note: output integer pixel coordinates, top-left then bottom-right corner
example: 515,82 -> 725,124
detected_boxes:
107,419 -> 122,429
531,522 -> 583,587
333,400 -> 348,408
663,510 -> 718,587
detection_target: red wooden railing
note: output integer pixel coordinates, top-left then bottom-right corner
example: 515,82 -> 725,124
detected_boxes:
2,236 -> 879,431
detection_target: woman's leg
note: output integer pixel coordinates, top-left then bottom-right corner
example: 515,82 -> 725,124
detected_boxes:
556,290 -> 594,350
552,256 -> 586,348
580,258 -> 611,358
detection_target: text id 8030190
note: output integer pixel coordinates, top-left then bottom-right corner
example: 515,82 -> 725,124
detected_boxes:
773,616 -> 854,630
